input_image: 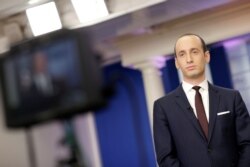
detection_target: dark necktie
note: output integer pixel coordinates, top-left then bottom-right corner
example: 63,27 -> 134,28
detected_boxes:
193,86 -> 208,139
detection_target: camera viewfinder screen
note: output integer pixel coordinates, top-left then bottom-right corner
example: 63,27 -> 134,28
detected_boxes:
3,38 -> 86,117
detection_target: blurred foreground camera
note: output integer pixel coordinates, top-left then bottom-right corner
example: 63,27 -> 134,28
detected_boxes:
0,28 -> 106,128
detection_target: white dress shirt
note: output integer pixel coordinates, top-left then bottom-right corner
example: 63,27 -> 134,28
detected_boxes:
182,79 -> 209,122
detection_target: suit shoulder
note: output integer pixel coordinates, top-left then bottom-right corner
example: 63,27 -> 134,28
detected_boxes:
211,84 -> 238,95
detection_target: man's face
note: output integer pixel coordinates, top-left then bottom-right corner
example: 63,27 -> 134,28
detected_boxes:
175,35 -> 210,82
34,52 -> 48,73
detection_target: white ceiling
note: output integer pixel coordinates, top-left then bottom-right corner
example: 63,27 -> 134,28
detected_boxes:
0,0 -> 245,46
0,0 -> 237,22
80,0 -> 239,40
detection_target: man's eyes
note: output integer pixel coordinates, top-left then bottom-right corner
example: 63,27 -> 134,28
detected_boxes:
192,50 -> 199,54
177,50 -> 200,57
178,53 -> 184,57
177,52 -> 185,57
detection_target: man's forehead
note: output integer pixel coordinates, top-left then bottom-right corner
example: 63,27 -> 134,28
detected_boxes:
176,35 -> 200,44
175,35 -> 202,50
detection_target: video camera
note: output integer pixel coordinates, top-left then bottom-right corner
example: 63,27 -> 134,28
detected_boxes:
0,28 -> 106,128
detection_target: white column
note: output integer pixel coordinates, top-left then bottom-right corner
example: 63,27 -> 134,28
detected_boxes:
74,112 -> 102,167
32,112 -> 102,167
134,57 -> 166,132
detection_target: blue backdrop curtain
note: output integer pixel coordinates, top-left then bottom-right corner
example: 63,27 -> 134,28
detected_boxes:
161,57 -> 180,92
209,45 -> 233,88
94,63 -> 156,167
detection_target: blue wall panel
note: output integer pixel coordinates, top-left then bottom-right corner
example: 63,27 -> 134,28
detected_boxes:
95,63 -> 156,167
209,45 -> 233,88
162,57 -> 180,93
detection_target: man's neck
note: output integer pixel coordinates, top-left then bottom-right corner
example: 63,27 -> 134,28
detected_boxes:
183,77 -> 206,86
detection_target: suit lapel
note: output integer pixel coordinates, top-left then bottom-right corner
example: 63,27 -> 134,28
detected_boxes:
174,85 -> 207,140
208,83 -> 220,143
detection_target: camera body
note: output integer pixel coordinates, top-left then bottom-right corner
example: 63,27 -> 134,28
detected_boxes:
0,29 -> 106,128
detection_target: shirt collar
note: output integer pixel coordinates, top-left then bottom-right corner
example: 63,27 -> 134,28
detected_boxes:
182,79 -> 208,94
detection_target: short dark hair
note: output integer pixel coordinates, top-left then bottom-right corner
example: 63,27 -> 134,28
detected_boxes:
174,33 -> 208,57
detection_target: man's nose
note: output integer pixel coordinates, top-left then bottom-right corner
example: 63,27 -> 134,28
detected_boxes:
186,54 -> 193,63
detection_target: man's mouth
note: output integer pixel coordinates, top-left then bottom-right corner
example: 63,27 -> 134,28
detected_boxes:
186,65 -> 195,70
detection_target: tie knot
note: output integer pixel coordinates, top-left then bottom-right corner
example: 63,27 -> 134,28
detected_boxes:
192,86 -> 201,91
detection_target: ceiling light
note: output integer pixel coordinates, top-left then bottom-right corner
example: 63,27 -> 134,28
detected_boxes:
71,0 -> 109,25
26,1 -> 62,36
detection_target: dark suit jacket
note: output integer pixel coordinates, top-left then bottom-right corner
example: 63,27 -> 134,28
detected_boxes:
19,76 -> 66,112
153,83 -> 250,167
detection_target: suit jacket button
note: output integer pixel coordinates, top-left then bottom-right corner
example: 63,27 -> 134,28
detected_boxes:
208,148 -> 212,153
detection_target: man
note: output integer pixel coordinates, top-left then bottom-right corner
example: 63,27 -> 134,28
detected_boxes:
153,33 -> 250,167
20,51 -> 66,111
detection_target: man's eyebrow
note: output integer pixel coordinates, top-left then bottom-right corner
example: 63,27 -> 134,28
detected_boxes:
190,48 -> 200,51
177,50 -> 185,54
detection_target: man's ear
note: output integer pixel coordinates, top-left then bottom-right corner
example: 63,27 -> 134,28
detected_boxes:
205,51 -> 210,63
175,58 -> 180,69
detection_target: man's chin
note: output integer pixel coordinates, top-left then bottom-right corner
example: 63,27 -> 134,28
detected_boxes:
185,73 -> 202,79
